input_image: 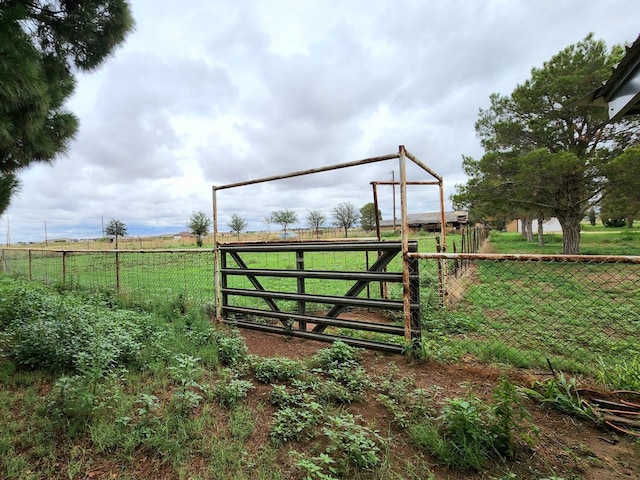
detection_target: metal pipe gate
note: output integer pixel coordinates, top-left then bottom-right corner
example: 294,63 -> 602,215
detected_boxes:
218,240 -> 420,354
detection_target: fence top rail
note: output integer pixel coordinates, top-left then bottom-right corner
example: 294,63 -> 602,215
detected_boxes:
219,240 -> 419,253
410,252 -> 640,264
1,248 -> 215,254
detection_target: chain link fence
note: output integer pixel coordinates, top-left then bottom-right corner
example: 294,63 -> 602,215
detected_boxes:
2,247 -> 639,376
415,253 -> 640,375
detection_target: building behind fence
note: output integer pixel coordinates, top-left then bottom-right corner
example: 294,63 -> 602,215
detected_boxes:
1,246 -> 639,376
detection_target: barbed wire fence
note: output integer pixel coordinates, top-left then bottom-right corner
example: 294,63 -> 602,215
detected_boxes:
2,246 -> 639,376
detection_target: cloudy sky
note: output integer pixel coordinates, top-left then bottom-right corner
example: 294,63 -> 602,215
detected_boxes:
5,0 -> 640,243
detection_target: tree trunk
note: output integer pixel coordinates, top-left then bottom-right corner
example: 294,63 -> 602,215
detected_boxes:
627,217 -> 634,229
523,218 -> 534,242
558,215 -> 581,255
344,227 -> 348,238
537,215 -> 545,247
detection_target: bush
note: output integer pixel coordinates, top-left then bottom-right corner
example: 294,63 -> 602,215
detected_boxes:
216,333 -> 248,367
0,278 -> 152,373
410,378 -> 536,471
251,357 -> 304,383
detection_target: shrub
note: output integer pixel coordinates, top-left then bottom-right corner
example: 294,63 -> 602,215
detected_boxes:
216,333 -> 248,367
252,357 -> 304,383
213,369 -> 254,407
322,413 -> 383,471
311,341 -> 362,371
1,279 -> 151,373
270,401 -> 323,443
410,378 -> 536,471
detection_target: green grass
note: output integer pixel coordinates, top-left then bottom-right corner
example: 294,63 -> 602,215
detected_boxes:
418,228 -> 640,376
2,228 -> 639,379
489,225 -> 640,255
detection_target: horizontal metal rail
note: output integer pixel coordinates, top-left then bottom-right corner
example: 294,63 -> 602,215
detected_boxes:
225,319 -> 405,354
409,252 -> 640,264
221,267 -> 407,282
222,287 -> 409,310
223,306 -> 405,335
219,240 -> 416,253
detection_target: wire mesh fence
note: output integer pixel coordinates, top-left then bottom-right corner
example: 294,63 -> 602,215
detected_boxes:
1,249 -> 215,308
415,253 -> 640,375
2,247 -> 639,375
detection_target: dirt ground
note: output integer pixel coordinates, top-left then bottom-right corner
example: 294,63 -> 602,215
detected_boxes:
240,328 -> 640,480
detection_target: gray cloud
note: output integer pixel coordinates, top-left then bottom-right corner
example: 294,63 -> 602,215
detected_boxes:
5,0 -> 640,242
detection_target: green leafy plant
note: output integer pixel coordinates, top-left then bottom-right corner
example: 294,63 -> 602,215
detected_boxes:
410,379 -> 536,471
522,372 -> 599,423
212,369 -> 254,407
47,371 -> 123,436
597,356 -> 640,391
310,341 -> 369,402
216,333 -> 249,367
290,451 -> 339,480
322,413 -> 383,471
311,341 -> 362,371
251,356 -> 304,383
167,354 -> 204,414
270,401 -> 323,443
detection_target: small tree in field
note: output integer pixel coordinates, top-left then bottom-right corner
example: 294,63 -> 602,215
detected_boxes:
105,218 -> 127,249
189,211 -> 212,247
333,202 -> 359,238
306,210 -> 326,239
228,214 -> 248,240
588,207 -> 597,226
271,209 -> 298,237
360,202 -> 380,232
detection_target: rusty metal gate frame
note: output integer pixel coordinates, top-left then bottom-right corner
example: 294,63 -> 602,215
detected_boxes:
211,145 -> 447,352
218,240 -> 419,353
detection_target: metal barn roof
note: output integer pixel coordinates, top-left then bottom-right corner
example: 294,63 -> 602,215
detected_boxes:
576,34 -> 640,121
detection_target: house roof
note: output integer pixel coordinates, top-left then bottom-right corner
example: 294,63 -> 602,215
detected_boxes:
575,34 -> 640,121
379,211 -> 468,227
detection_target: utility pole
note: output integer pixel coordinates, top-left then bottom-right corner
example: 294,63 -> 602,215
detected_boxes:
390,170 -> 397,229
44,220 -> 48,246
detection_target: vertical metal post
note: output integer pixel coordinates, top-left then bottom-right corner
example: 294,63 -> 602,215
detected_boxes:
371,183 -> 381,242
62,251 -> 67,285
438,180 -> 447,252
115,251 -> 120,294
296,250 -> 306,330
213,186 -> 222,322
408,242 -> 421,345
28,249 -> 32,280
437,179 -> 448,307
398,145 -> 412,343
220,248 -> 228,318
371,182 -> 386,299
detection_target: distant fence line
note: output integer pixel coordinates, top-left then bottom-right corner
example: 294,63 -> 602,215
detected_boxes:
1,246 -> 639,375
0,248 -> 216,306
